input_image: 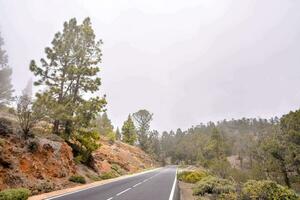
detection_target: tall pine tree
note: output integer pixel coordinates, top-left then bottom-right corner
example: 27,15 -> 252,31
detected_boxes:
30,18 -> 106,136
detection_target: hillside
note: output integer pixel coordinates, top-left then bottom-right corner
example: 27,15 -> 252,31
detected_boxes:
0,113 -> 157,195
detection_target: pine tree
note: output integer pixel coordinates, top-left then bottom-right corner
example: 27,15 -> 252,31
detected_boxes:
29,18 -> 106,136
96,112 -> 114,136
0,31 -> 13,105
132,109 -> 153,151
122,115 -> 137,145
115,127 -> 121,140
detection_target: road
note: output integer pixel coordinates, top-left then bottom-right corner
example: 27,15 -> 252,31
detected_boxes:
45,166 -> 178,200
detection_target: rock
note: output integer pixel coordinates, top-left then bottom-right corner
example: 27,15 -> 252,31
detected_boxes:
0,135 -> 76,191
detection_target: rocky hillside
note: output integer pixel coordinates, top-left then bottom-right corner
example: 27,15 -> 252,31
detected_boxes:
0,113 -> 157,195
92,137 -> 156,174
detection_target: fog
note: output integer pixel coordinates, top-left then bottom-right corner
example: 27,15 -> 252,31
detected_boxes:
1,0 -> 300,131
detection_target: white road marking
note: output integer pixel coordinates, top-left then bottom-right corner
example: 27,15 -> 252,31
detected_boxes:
106,197 -> 113,200
116,188 -> 132,196
168,168 -> 178,200
142,179 -> 149,182
133,182 -> 142,188
44,168 -> 162,200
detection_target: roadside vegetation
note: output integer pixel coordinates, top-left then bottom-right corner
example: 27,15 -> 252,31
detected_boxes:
68,175 -> 86,184
178,169 -> 299,199
0,188 -> 30,200
0,12 -> 300,200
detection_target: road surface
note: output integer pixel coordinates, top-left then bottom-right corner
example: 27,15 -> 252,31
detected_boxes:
45,166 -> 178,200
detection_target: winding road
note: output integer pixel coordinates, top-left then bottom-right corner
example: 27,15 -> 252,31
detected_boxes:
45,166 -> 178,200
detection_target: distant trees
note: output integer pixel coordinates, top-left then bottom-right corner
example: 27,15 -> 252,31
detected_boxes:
0,31 -> 13,106
147,130 -> 161,159
96,112 -> 114,136
157,116 -> 300,189
29,17 -> 106,164
121,115 -> 137,145
132,109 -> 153,152
280,110 -> 300,176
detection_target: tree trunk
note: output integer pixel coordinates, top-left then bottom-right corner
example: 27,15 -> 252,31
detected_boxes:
53,120 -> 59,134
64,120 -> 72,138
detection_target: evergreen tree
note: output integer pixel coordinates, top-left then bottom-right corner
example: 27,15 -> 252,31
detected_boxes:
122,115 -> 137,145
29,18 -> 106,165
132,109 -> 153,152
115,127 -> 121,140
280,110 -> 300,176
96,112 -> 114,136
29,17 -> 106,136
148,130 -> 161,158
0,31 -> 13,105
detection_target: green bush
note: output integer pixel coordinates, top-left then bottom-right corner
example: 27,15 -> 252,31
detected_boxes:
86,174 -> 102,181
107,131 -> 116,144
68,175 -> 86,184
241,180 -> 299,200
217,192 -> 238,200
100,171 -> 118,180
193,176 -> 236,196
35,181 -> 55,193
111,164 -> 125,175
0,188 -> 30,200
177,171 -> 208,183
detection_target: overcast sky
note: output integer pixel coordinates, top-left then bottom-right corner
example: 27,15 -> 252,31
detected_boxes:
1,0 -> 300,132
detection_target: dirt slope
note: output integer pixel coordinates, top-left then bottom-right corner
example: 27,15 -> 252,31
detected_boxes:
0,115 -> 157,195
92,137 -> 156,174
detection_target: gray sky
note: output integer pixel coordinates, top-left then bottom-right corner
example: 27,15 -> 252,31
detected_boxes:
1,0 -> 300,131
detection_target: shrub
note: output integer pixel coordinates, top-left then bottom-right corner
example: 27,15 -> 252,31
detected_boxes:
0,188 -> 30,200
74,155 -> 83,164
217,192 -> 238,200
107,131 -> 116,144
208,158 -> 232,179
111,164 -> 125,175
230,168 -> 250,183
86,174 -> 102,181
68,175 -> 86,184
241,180 -> 299,200
100,171 -> 118,180
178,171 -> 208,184
27,140 -> 39,153
33,181 -> 55,194
193,176 -> 236,196
0,117 -> 13,136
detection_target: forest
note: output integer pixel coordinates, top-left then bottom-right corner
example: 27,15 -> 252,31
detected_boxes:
0,17 -> 299,200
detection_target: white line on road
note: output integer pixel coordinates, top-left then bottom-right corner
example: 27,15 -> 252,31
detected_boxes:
133,182 -> 142,188
116,188 -> 132,196
43,168 -> 162,200
168,168 -> 178,200
142,178 -> 149,183
106,197 -> 113,200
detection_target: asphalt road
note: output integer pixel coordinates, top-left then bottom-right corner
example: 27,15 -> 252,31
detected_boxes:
46,166 -> 178,200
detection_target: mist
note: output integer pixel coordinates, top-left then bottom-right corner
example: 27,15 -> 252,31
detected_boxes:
1,0 -> 300,131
